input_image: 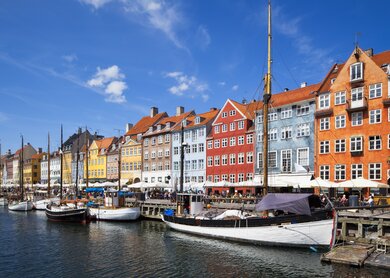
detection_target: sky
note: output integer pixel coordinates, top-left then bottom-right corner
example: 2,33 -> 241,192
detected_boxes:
1,0 -> 389,152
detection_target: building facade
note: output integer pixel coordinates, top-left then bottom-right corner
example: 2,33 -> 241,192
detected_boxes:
86,137 -> 116,182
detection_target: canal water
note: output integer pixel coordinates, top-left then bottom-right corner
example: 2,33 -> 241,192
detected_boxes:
0,208 -> 388,277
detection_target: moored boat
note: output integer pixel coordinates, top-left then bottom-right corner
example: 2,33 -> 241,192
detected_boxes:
8,200 -> 34,211
34,197 -> 60,210
45,204 -> 90,223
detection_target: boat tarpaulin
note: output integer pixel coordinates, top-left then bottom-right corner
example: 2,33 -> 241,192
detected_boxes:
85,187 -> 104,193
255,193 -> 312,216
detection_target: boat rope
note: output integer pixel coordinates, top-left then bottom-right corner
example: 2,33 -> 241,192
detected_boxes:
279,225 -> 320,245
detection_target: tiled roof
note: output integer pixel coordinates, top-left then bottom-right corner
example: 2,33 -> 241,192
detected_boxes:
95,137 -> 116,153
371,49 -> 390,67
270,83 -> 319,107
125,112 -> 168,136
172,109 -> 219,131
144,111 -> 195,136
229,99 -> 262,120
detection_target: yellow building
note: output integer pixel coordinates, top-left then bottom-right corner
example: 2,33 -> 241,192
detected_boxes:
23,153 -> 44,185
121,138 -> 142,184
63,151 -> 73,184
85,137 -> 115,182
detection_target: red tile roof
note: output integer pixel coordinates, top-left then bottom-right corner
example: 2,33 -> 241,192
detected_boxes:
270,83 -> 319,107
95,137 -> 116,154
172,109 -> 219,131
229,99 -> 262,120
125,112 -> 168,136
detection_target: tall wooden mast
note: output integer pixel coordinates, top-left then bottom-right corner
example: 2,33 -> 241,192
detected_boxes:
85,126 -> 89,189
47,133 -> 51,196
60,125 -> 63,200
20,135 -> 24,200
262,0 -> 272,196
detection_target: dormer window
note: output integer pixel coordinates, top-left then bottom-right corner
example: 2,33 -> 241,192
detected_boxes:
157,125 -> 161,131
350,62 -> 363,82
195,116 -> 200,124
137,134 -> 142,141
126,136 -> 130,142
182,120 -> 187,127
166,122 -> 171,129
101,148 -> 105,154
331,78 -> 336,84
148,127 -> 153,132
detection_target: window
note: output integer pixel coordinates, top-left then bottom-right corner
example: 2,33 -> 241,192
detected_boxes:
351,87 -> 364,102
229,110 -> 236,116
192,144 -> 198,153
351,112 -> 363,126
320,118 -> 330,130
335,91 -> 346,105
198,143 -> 204,152
192,130 -> 197,141
297,148 -> 309,166
238,173 -> 244,183
229,154 -> 236,165
214,175 -> 220,183
388,134 -> 390,149
191,160 -> 197,170
199,129 -> 204,137
230,122 -> 235,131
157,149 -> 163,157
335,164 -> 346,181
222,138 -> 228,147
257,115 -> 263,123
238,153 -> 244,164
320,141 -> 330,154
222,124 -> 227,132
238,121 -> 245,129
247,134 -> 253,144
369,135 -> 381,150
296,105 -> 310,116
281,108 -> 292,119
281,126 -> 292,139
222,155 -> 228,165
281,150 -> 292,173
369,163 -> 381,180
269,151 -> 277,168
350,136 -> 363,152
165,134 -> 170,142
335,115 -> 346,129
165,149 -> 170,157
369,83 -> 382,99
214,156 -> 220,166
207,141 -> 213,149
320,165 -> 330,180
238,136 -> 244,145
165,162 -> 170,170
214,140 -> 220,148
185,146 -> 190,154
151,151 -> 156,159
198,159 -> 204,170
222,112 -> 227,118
185,161 -> 190,171
247,152 -> 253,163
351,164 -> 363,179
173,133 -> 179,141
229,174 -> 235,183
247,173 -> 253,181
214,125 -> 220,134
319,93 -> 330,109
335,139 -> 346,153
230,137 -> 236,146
207,156 -> 213,167
269,113 -> 278,121
388,108 -> 390,122
350,62 -> 363,81
144,138 -> 149,146
297,123 -> 310,137
144,152 -> 149,159
369,109 -> 381,124
269,128 -> 277,141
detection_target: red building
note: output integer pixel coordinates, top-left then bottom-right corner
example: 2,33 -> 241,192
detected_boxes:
206,99 -> 260,195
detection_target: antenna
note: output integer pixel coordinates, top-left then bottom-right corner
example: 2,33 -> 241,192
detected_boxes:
354,32 -> 361,48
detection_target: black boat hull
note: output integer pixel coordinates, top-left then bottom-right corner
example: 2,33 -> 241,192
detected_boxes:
45,207 -> 90,223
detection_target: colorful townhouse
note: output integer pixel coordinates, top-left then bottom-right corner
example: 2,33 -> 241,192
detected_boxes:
122,108 -> 167,185
24,151 -> 44,185
106,137 -> 121,182
50,151 -> 61,184
206,99 -> 259,195
86,137 -> 116,182
142,107 -> 194,186
12,143 -> 37,185
5,151 -> 14,185
171,108 -> 219,188
40,152 -> 49,184
315,47 -> 390,188
255,84 -> 319,189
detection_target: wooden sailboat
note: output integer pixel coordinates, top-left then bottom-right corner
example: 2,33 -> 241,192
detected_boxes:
34,133 -> 60,210
45,125 -> 90,223
8,135 -> 33,211
162,1 -> 334,248
0,142 -> 8,206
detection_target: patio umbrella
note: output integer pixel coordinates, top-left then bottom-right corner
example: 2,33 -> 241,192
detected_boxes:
337,177 -> 389,188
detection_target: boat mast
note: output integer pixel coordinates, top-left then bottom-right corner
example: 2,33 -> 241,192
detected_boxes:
179,123 -> 184,193
20,135 -> 24,200
75,129 -> 80,198
262,0 -> 272,196
85,126 -> 89,189
60,125 -> 63,200
118,138 -> 121,191
47,133 -> 51,196
0,141 -> 2,187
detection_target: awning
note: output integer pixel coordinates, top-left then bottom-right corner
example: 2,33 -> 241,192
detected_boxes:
255,193 -> 312,215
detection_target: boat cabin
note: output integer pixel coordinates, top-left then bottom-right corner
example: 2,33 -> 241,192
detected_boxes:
176,193 -> 204,216
104,190 -> 125,208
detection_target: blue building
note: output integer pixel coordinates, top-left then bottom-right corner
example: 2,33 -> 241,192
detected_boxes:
255,83 -> 319,188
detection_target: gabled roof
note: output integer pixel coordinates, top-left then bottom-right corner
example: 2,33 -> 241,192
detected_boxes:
125,112 -> 168,137
31,153 -> 44,159
94,137 -> 116,155
270,83 -> 319,107
230,99 -> 262,120
172,109 -> 219,132
144,111 -> 195,136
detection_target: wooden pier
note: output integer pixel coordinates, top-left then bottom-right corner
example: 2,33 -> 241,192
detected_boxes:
125,198 -> 176,220
321,205 -> 390,269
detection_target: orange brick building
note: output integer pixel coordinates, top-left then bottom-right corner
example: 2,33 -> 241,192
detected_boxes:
315,47 -> 390,189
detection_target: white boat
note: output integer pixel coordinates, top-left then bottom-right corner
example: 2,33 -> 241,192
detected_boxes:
0,197 -> 8,206
89,206 -> 140,221
34,197 -> 60,210
88,189 -> 140,221
8,200 -> 34,211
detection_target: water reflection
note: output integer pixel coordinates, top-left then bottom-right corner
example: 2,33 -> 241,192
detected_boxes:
0,208 -> 389,277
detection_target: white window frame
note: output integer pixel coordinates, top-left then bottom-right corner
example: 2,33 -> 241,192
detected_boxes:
335,139 -> 346,153
297,148 -> 309,166
320,141 -> 330,154
230,122 -> 235,131
281,149 -> 292,173
369,109 -> 381,124
351,164 -> 363,179
350,62 -> 363,81
369,83 -> 382,99
319,93 -> 330,109
350,136 -> 363,152
320,165 -> 330,180
238,121 -> 245,130
296,105 -> 310,116
296,123 -> 310,137
335,91 -> 346,105
320,118 -> 330,131
368,163 -> 382,180
214,125 -> 220,134
281,126 -> 292,139
281,108 -> 292,119
334,164 -> 346,181
368,135 -> 382,150
351,112 -> 363,126
335,115 -> 346,129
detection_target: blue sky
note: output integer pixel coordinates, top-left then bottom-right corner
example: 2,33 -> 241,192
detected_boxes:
1,0 -> 389,152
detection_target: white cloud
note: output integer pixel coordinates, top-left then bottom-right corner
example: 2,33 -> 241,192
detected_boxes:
165,71 -> 209,101
62,54 -> 78,63
87,65 -> 127,103
79,0 -> 113,9
218,81 -> 226,86
196,25 -> 211,50
122,0 -> 185,49
232,85 -> 239,91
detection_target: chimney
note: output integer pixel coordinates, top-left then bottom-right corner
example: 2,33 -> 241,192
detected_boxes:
284,88 -> 289,92
210,107 -> 217,111
242,98 -> 247,104
38,148 -> 42,154
150,107 -> 158,118
7,149 -> 11,155
176,106 -> 184,116
125,123 -> 133,133
78,127 -> 82,134
364,48 -> 373,57
250,99 -> 256,103
300,82 -> 307,88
